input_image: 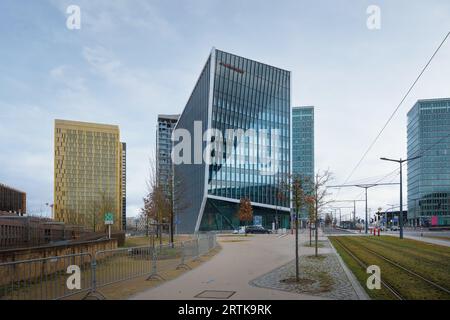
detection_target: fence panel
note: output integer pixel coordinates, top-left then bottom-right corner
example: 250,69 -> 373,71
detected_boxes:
0,233 -> 217,300
181,239 -> 197,261
94,246 -> 153,288
0,253 -> 92,300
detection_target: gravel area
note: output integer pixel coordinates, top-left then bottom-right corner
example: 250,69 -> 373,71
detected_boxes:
250,242 -> 359,300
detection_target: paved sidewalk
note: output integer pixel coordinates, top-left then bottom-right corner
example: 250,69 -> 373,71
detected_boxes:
385,233 -> 450,247
131,232 -> 325,300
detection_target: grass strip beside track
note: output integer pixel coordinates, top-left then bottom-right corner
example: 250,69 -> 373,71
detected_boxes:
329,236 -> 450,300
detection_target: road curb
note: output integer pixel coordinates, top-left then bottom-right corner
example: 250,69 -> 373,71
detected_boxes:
327,237 -> 370,300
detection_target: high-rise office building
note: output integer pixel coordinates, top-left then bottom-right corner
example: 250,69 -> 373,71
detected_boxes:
0,183 -> 26,214
156,114 -> 179,193
121,142 -> 127,231
292,107 -> 314,178
407,98 -> 450,227
174,48 -> 291,233
54,119 -> 125,231
292,106 -> 315,224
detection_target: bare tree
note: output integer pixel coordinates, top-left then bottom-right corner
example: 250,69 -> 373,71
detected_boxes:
88,191 -> 116,233
310,170 -> 333,257
141,155 -> 170,241
141,154 -> 189,246
282,173 -> 310,282
325,212 -> 333,227
305,196 -> 315,246
166,171 -> 189,245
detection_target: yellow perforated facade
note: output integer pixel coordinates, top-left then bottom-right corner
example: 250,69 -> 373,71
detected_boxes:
54,119 -> 123,231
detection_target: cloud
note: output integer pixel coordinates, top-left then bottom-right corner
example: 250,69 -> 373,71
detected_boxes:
48,0 -> 179,39
50,65 -> 87,94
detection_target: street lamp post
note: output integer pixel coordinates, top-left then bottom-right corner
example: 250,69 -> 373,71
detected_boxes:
380,156 -> 421,239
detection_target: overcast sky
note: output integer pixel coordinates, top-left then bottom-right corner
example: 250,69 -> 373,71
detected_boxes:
1,0 -> 449,219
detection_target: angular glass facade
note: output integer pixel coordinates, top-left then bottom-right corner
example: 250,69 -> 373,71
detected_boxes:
174,49 -> 291,233
407,98 -> 450,227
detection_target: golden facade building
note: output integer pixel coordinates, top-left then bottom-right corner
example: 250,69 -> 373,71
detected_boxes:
54,120 -> 125,231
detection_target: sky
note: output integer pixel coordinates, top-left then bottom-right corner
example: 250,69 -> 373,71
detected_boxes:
1,0 -> 449,220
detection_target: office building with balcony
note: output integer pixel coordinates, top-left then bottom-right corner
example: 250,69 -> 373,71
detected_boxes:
156,114 -> 179,194
54,119 -> 125,231
174,48 -> 291,233
121,142 -> 127,230
407,98 -> 450,227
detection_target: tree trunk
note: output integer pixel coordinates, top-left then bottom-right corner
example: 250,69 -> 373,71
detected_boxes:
309,221 -> 312,246
170,211 -> 174,247
315,208 -> 319,257
295,210 -> 299,282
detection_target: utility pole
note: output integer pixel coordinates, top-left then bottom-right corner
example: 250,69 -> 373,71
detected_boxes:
327,183 -> 399,234
380,156 -> 421,239
325,206 -> 353,228
330,200 -> 365,228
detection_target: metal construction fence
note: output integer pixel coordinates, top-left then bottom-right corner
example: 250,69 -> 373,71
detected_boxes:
0,233 -> 217,300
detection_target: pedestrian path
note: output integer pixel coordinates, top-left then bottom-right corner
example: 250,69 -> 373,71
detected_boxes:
131,230 -> 366,300
131,233 -> 324,300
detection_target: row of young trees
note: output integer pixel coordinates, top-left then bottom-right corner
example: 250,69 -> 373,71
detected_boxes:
285,170 -> 333,281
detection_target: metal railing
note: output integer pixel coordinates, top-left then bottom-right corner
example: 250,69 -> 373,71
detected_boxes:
0,253 -> 93,300
0,233 -> 217,300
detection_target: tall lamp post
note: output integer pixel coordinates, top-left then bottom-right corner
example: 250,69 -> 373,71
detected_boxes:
380,156 -> 421,239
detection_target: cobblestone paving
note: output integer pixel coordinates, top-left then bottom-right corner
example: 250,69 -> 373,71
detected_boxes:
249,241 -> 359,300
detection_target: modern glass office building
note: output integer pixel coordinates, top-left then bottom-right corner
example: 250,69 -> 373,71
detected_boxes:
292,107 -> 314,178
407,98 -> 450,227
292,106 -> 314,224
174,48 -> 291,233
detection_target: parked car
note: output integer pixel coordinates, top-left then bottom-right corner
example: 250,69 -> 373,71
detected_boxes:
391,225 -> 399,231
232,227 -> 246,234
245,225 -> 271,234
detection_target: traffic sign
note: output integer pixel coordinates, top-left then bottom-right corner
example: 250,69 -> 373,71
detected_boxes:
104,212 -> 114,225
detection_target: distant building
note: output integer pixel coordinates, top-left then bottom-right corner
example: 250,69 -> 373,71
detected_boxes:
407,98 -> 450,227
54,119 -> 125,231
156,114 -> 179,194
292,106 -> 315,225
121,142 -> 127,231
174,48 -> 291,233
0,212 -> 93,249
0,183 -> 26,214
377,210 -> 408,228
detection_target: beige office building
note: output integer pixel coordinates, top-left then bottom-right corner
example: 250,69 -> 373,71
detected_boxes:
54,119 -> 125,231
